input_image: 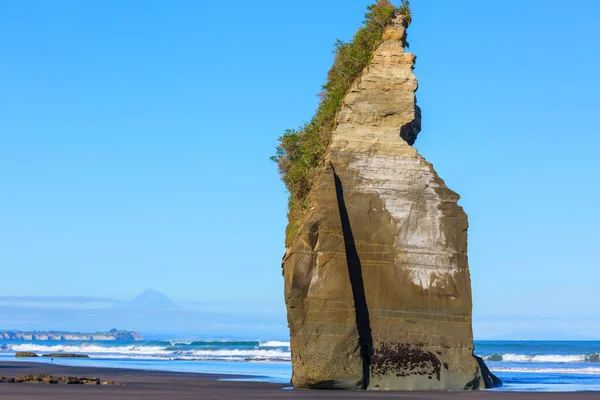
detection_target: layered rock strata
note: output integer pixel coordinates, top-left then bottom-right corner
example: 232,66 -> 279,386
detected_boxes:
283,14 -> 499,391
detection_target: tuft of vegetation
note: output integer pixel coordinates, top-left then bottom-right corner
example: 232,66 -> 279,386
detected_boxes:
271,1 -> 411,223
397,0 -> 412,27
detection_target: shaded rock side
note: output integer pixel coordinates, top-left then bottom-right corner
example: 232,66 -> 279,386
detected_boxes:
283,14 -> 499,391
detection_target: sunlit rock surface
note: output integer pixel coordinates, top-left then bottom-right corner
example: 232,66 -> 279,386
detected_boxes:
283,14 -> 500,391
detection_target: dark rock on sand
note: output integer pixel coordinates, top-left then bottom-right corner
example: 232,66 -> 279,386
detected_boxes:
15,351 -> 38,357
466,356 -> 503,389
57,376 -> 100,385
16,374 -> 58,384
1,374 -> 115,385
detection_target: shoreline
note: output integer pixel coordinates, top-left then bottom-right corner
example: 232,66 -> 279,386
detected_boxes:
1,362 -> 599,399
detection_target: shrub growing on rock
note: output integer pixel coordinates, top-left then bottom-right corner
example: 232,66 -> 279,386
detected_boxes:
272,1 -> 410,224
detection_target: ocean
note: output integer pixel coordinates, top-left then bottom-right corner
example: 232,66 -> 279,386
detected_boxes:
2,339 -> 600,391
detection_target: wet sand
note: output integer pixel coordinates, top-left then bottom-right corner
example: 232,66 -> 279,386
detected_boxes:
0,361 -> 597,399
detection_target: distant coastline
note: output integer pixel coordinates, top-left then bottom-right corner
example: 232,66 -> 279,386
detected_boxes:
0,329 -> 142,341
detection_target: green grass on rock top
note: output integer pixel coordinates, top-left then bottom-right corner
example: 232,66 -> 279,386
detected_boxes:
272,1 -> 411,234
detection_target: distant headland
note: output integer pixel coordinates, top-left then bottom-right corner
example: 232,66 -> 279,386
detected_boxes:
0,329 -> 142,341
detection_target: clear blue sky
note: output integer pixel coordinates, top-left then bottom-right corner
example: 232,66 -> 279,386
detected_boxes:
1,0 -> 599,338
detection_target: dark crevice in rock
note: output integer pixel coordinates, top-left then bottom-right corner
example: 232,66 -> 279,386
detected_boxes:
463,374 -> 481,390
399,105 -> 422,145
331,164 -> 373,390
308,221 -> 320,249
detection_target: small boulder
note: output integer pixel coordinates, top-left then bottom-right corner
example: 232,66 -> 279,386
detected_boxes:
15,351 -> 38,358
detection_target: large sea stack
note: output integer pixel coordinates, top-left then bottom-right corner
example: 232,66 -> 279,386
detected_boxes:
279,7 -> 500,391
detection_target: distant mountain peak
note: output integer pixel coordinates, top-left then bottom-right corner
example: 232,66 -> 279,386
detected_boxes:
113,289 -> 183,311
137,288 -> 168,299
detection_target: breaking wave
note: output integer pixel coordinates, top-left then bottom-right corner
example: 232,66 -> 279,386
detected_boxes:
259,341 -> 290,347
483,353 -> 600,363
1,340 -> 291,362
9,343 -> 170,355
166,340 -> 261,347
490,366 -> 600,375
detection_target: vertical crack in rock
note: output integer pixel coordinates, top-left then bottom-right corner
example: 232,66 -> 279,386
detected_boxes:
331,164 -> 373,390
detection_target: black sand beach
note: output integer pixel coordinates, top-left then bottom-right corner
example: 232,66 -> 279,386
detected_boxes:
0,362 -> 597,399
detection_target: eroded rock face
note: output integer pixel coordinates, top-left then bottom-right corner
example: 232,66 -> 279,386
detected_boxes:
283,14 -> 499,391
0,374 -> 116,385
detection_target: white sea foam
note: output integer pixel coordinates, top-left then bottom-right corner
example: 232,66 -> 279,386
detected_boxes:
8,343 -> 172,356
3,343 -> 291,361
488,353 -> 589,363
169,340 -> 193,346
490,367 -> 600,375
189,349 -> 290,359
259,341 -> 290,348
531,355 -> 587,363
